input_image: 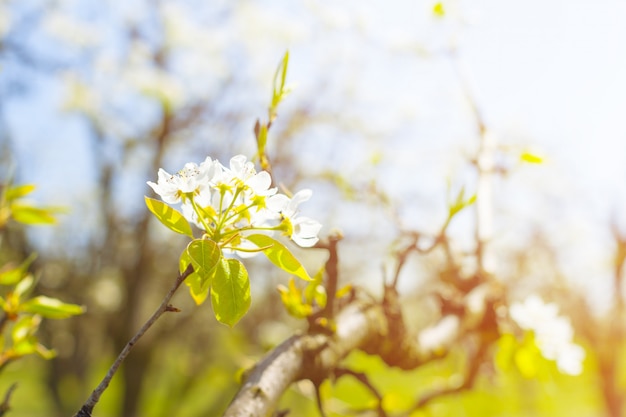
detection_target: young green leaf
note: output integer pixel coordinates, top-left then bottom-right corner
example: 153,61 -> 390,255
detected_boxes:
145,196 -> 193,237
14,274 -> 35,297
520,152 -> 543,164
272,51 -> 290,107
433,2 -> 445,17
211,258 -> 251,327
11,315 -> 41,344
187,239 -> 221,278
278,278 -> 312,319
514,337 -> 542,378
184,239 -> 221,305
0,253 -> 37,286
35,343 -> 56,360
12,338 -> 40,357
257,123 -> 268,157
448,186 -> 476,218
10,205 -> 57,225
10,317 -> 55,359
5,184 -> 36,202
335,284 -> 353,299
246,234 -> 311,281
269,51 -> 291,121
186,272 -> 211,305
303,267 -> 326,309
20,296 -> 85,319
180,250 -> 209,304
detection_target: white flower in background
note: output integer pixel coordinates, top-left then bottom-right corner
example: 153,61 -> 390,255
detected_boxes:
42,11 -> 99,47
0,5 -> 11,38
61,73 -> 101,116
125,65 -> 185,110
418,315 -> 460,352
509,295 -> 585,375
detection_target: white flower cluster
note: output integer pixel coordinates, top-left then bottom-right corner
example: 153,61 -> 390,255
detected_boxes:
147,155 -> 322,251
509,295 -> 585,375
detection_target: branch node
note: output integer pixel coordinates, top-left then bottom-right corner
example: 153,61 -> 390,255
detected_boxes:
165,304 -> 181,313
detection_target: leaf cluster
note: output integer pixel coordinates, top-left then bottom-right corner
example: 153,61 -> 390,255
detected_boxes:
146,196 -> 313,327
0,183 -> 84,372
0,184 -> 61,228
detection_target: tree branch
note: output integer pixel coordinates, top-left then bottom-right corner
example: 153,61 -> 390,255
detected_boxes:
72,264 -> 194,417
222,300 -> 385,417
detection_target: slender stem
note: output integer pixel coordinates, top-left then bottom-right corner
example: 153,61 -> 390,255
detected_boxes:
0,383 -> 17,417
218,188 -> 242,228
446,47 -> 495,276
73,264 -> 194,417
221,201 -> 255,224
0,314 -> 9,336
190,198 -> 213,233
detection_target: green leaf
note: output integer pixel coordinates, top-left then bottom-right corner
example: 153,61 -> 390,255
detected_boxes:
187,240 -> 221,280
14,274 -> 35,297
145,197 -> 193,237
448,186 -> 476,218
10,205 -> 57,225
272,51 -> 290,106
514,342 -> 541,378
303,267 -> 326,309
180,250 -> 209,304
211,258 -> 251,327
433,2 -> 445,17
185,271 -> 210,305
520,151 -> 543,164
20,296 -> 85,319
278,278 -> 312,319
13,339 -> 39,356
0,253 -> 37,285
184,239 -> 221,305
257,123 -> 268,156
12,315 -> 40,344
5,184 -> 36,202
269,51 -> 291,121
336,284 -> 353,299
494,333 -> 516,372
35,343 -> 56,360
246,234 -> 312,281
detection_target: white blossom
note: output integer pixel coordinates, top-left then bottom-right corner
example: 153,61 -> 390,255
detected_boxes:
42,11 -> 100,47
509,295 -> 585,375
418,315 -> 460,352
0,6 -> 11,39
147,154 -> 322,252
290,216 -> 322,247
147,157 -> 216,204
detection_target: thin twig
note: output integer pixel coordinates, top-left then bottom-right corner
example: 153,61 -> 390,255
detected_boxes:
314,382 -> 327,417
322,233 -> 341,320
334,368 -> 388,417
72,264 -> 194,417
445,46 -> 495,277
390,219 -> 451,289
0,383 -> 17,416
403,340 -> 489,416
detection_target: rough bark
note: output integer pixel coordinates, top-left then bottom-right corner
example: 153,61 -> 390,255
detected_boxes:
223,300 -> 385,417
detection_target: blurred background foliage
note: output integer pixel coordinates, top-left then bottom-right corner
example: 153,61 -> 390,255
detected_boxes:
0,0 -> 625,416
